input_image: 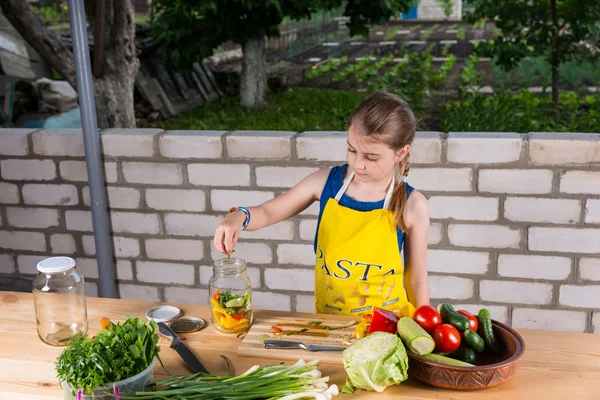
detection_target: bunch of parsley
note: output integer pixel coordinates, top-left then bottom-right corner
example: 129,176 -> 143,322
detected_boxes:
56,317 -> 160,394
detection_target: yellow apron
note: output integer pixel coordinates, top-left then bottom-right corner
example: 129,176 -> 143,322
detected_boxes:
315,170 -> 416,318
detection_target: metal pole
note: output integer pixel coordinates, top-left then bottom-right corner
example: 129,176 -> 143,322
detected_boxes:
67,0 -> 117,298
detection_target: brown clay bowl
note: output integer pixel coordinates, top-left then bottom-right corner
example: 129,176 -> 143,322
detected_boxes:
407,320 -> 526,390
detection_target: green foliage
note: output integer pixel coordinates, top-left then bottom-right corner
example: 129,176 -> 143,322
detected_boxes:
305,56 -> 349,81
436,0 -> 454,18
456,26 -> 466,40
56,317 -> 160,395
441,90 -> 600,133
29,3 -> 68,21
420,24 -> 439,41
385,26 -> 400,40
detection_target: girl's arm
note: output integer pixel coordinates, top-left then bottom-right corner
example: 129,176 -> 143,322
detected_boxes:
404,190 -> 431,308
214,168 -> 330,254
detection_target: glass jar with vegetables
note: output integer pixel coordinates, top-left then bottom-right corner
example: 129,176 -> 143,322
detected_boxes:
209,257 -> 253,333
32,257 -> 88,346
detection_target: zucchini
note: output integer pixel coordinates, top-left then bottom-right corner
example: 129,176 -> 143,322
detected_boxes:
421,353 -> 474,367
463,329 -> 485,353
477,308 -> 501,355
397,317 -> 435,355
437,347 -> 477,364
439,303 -> 470,331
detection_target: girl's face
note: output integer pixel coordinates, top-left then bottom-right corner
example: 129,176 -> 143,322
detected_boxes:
347,125 -> 408,183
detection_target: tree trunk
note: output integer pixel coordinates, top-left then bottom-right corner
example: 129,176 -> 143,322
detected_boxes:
550,0 -> 559,106
240,34 -> 267,108
0,0 -> 138,128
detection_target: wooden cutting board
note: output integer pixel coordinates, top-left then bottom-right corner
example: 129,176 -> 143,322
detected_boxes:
237,311 -> 360,364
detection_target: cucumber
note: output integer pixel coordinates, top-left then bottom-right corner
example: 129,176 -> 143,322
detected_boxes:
439,303 -> 470,331
463,329 -> 485,353
397,317 -> 435,355
421,353 -> 475,367
477,308 -> 501,355
437,347 -> 477,364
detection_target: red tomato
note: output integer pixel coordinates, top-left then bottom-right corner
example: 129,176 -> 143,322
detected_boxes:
433,324 -> 461,353
413,305 -> 442,334
457,310 -> 479,331
367,307 -> 399,334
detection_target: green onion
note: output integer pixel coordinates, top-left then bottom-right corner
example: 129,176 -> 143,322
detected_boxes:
322,320 -> 357,330
121,359 -> 339,400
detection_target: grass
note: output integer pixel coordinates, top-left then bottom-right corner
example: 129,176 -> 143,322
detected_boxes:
149,88 -> 366,131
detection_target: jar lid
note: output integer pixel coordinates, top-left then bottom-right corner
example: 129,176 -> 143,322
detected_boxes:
146,305 -> 181,323
169,316 -> 205,333
37,257 -> 76,273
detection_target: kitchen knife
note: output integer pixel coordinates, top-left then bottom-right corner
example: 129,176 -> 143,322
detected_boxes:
264,339 -> 347,352
158,322 -> 210,374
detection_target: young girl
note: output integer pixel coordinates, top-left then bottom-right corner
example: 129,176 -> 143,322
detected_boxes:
213,91 -> 430,318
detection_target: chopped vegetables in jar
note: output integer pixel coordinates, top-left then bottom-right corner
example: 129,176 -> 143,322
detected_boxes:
210,289 -> 252,333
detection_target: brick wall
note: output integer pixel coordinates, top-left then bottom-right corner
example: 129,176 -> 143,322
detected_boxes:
417,0 -> 462,21
0,129 -> 599,333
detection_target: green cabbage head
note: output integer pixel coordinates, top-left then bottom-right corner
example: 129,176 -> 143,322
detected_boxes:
342,331 -> 409,393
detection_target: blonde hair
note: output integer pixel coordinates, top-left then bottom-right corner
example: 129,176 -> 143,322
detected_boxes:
347,91 -> 417,232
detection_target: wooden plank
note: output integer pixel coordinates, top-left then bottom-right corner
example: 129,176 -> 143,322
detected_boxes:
189,72 -> 209,103
201,60 -> 225,97
193,63 -> 218,101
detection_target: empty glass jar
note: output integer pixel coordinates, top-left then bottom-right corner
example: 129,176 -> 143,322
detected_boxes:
209,257 -> 253,333
32,257 -> 88,346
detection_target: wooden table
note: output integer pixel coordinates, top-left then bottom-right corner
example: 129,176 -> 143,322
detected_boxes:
1,291 -> 598,399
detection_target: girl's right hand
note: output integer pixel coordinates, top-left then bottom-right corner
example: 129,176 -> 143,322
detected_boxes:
213,211 -> 246,255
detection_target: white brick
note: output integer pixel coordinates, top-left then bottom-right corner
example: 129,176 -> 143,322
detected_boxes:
22,184 -> 78,206
83,186 -> 141,209
82,235 -> 140,258
0,129 -> 31,155
428,250 -> 489,274
32,129 -> 84,156
480,280 -> 552,305
137,261 -> 194,284
210,242 -> 272,264
265,268 -> 314,291
72,258 -> 99,279
409,168 -> 473,192
559,285 -> 600,308
123,162 -> 183,185
411,132 -> 442,164
498,254 -> 571,280
429,276 -> 474,300
164,214 -> 221,237
448,133 -> 522,164
199,265 -> 261,289
0,183 -> 19,204
445,304 -> 508,324
529,133 -> 600,165
227,131 -> 294,159
299,219 -> 318,241
529,227 -> 600,254
449,224 -> 521,249
560,171 -> 600,195
1,159 -> 56,181
188,164 -> 250,186
585,199 -> 600,224
505,197 -> 580,224
295,294 -> 315,313
300,202 -> 320,216
159,130 -> 224,159
479,169 -> 553,194
296,131 -> 346,161
580,258 -> 600,281
60,161 -> 118,183
145,239 -> 204,261
256,167 -> 319,188
118,284 -> 159,301
241,221 -> 295,241
0,254 -> 15,274
66,210 -> 93,231
252,291 -> 291,311
115,260 -> 133,280
428,222 -> 443,245
211,190 -> 274,211
277,244 -> 314,265
101,129 -> 160,157
0,231 -> 45,251
164,287 -> 210,305
593,312 -> 600,333
110,212 -> 160,234
429,196 -> 499,221
16,255 -> 45,274
6,207 -> 59,228
146,189 -> 205,211
85,282 -> 98,297
512,308 -> 587,332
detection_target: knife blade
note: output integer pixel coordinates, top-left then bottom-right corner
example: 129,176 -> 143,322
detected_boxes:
264,339 -> 347,352
158,322 -> 210,374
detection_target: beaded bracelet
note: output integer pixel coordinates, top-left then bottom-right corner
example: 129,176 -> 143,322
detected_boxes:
226,206 -> 251,231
